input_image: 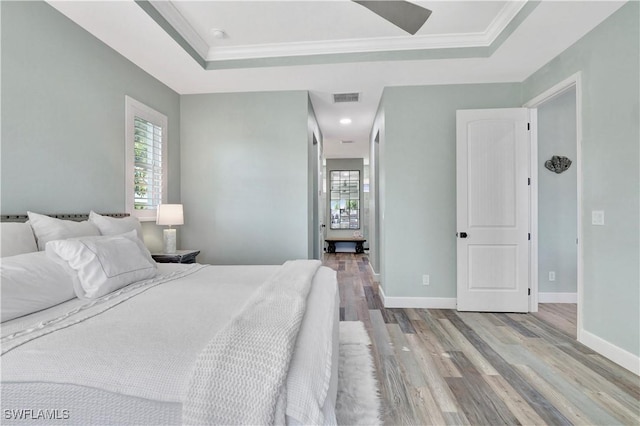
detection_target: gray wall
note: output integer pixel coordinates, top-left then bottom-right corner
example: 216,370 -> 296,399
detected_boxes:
308,98 -> 322,259
180,91 -> 311,265
368,105 -> 385,276
377,83 -> 521,298
537,88 -> 577,294
0,1 -> 181,252
523,1 -> 639,357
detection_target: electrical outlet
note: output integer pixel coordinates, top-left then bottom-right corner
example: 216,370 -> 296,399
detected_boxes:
422,275 -> 430,286
549,271 -> 556,281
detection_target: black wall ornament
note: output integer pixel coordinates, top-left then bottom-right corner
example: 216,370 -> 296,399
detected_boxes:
545,155 -> 572,174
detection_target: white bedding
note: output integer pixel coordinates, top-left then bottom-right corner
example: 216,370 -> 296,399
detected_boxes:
1,262 -> 339,425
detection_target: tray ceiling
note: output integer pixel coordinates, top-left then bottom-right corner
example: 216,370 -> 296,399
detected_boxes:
47,0 -> 626,160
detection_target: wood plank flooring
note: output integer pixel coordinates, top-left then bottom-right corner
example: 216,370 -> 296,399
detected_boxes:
323,253 -> 640,426
534,303 -> 577,339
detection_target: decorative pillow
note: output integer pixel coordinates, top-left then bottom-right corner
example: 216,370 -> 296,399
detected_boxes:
27,211 -> 100,251
46,230 -> 157,300
88,211 -> 144,242
1,251 -> 76,322
0,222 -> 38,257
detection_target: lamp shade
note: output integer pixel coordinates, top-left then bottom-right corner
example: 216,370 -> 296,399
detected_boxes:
156,204 -> 184,226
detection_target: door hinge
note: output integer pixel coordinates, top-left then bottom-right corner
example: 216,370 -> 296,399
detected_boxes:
528,288 -> 531,296
528,233 -> 531,240
527,123 -> 530,131
528,178 -> 531,186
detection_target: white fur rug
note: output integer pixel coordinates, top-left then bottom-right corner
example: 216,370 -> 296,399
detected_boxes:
336,321 -> 382,426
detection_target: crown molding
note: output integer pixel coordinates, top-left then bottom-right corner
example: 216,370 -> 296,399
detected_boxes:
484,0 -> 528,48
148,0 -> 209,59
205,32 -> 486,61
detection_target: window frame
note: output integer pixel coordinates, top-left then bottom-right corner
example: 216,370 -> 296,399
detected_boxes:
125,96 -> 168,221
329,169 -> 361,230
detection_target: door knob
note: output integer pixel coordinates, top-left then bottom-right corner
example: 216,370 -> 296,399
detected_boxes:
459,232 -> 468,238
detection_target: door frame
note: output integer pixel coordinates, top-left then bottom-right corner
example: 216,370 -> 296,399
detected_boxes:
314,134 -> 325,259
523,72 -> 583,340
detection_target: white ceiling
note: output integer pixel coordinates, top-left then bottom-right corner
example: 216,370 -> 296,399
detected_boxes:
47,0 -> 625,160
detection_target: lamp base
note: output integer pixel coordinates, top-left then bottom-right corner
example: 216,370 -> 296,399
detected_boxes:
163,228 -> 177,254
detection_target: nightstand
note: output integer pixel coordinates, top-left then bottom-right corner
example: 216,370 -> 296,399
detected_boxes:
151,249 -> 200,264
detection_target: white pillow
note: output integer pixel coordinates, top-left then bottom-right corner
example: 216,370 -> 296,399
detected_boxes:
28,211 -> 100,251
1,251 -> 76,322
0,222 -> 38,257
46,230 -> 157,300
89,211 -> 144,242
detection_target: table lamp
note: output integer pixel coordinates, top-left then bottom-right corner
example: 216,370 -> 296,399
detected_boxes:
156,204 -> 184,254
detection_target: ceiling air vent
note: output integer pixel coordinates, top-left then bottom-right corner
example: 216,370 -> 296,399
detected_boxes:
333,92 -> 360,103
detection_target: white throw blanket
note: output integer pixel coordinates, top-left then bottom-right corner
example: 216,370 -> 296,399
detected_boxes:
182,260 -> 321,425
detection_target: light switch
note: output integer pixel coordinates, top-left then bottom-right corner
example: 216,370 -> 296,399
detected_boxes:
592,210 -> 605,226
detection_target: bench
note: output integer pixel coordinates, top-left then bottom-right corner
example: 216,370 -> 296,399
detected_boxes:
325,237 -> 366,254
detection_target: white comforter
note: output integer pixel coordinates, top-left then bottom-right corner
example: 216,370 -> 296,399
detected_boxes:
1,262 -> 338,425
184,260 -> 323,425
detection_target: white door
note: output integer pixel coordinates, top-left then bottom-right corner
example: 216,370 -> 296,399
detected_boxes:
317,139 -> 325,258
456,108 -> 531,312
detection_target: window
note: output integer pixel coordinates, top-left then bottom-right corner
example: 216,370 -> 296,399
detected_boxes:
330,170 -> 360,229
125,96 -> 168,220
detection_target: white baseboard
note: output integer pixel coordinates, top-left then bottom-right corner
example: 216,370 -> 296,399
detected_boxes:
538,292 -> 578,303
378,286 -> 456,309
579,329 -> 640,375
367,263 -> 380,281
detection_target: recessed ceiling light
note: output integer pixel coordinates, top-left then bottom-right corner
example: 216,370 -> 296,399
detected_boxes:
339,118 -> 352,125
211,29 -> 227,40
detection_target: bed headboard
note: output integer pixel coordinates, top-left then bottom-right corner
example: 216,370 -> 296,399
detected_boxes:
0,213 -> 130,223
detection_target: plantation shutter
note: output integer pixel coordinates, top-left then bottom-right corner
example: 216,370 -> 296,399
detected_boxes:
133,117 -> 163,210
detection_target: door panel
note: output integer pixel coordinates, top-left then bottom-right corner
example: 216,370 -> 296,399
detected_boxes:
457,108 -> 530,312
468,245 -> 518,289
467,121 -> 517,227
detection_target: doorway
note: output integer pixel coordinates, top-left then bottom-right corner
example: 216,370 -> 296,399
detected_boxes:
526,73 -> 582,339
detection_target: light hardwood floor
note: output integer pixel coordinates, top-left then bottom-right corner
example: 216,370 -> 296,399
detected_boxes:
534,303 -> 577,340
323,253 -> 640,426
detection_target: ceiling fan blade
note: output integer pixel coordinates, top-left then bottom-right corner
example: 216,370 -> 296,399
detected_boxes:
353,1 -> 431,35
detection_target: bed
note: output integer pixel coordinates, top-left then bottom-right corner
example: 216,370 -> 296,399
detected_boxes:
0,212 -> 339,425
